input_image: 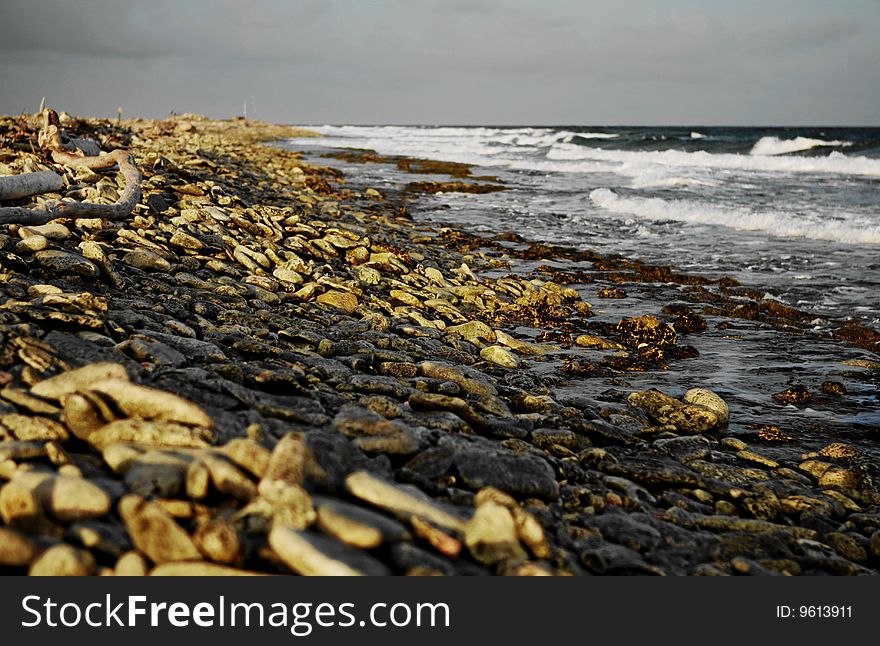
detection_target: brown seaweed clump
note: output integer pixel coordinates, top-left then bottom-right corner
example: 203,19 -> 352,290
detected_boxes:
616,315 -> 677,349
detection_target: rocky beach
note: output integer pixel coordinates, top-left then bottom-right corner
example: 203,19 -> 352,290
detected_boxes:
0,111 -> 878,576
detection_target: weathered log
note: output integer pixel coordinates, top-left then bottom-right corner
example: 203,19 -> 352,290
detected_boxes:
0,149 -> 141,226
0,170 -> 64,201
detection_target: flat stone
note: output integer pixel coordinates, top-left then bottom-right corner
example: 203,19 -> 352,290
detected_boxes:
123,249 -> 172,272
315,497 -> 411,549
455,451 -> 559,499
31,362 -> 130,400
480,345 -> 521,368
269,527 -> 391,576
0,413 -> 68,441
150,562 -> 264,576
316,290 -> 359,313
35,250 -> 99,277
88,379 -> 214,428
419,361 -> 496,397
344,471 -> 468,532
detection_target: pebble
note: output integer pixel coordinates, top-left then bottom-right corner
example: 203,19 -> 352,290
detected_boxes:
29,544 -> 96,576
464,502 -> 527,565
31,362 -> 130,400
0,527 -> 37,566
118,494 -> 202,564
269,526 -> 391,576
34,250 -> 100,277
480,345 -> 521,368
344,471 -> 467,532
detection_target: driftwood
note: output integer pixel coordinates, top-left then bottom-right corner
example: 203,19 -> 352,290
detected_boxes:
0,170 -> 64,201
0,109 -> 141,226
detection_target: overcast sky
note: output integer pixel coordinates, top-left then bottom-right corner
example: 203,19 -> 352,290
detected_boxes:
1,0 -> 878,125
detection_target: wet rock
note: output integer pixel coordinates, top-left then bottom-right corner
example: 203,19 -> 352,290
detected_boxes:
628,389 -> 719,433
269,527 -> 391,576
29,544 -> 96,576
494,330 -> 546,355
773,385 -> 816,406
118,494 -> 202,564
419,361 -> 496,397
820,381 -> 847,396
332,405 -> 423,455
480,345 -> 521,368
455,450 -> 559,499
616,315 -> 676,348
653,435 -> 712,463
682,388 -> 729,424
575,334 -> 625,351
446,320 -> 496,345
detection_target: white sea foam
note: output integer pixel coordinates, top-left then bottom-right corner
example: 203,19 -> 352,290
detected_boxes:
589,188 -> 880,245
547,143 -> 880,177
295,126 -> 880,178
565,132 -> 619,140
750,136 -> 851,156
690,131 -> 706,139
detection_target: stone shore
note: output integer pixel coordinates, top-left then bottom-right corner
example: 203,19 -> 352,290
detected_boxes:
0,112 -> 878,576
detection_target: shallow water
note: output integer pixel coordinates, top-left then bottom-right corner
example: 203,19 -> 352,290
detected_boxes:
283,126 -> 880,471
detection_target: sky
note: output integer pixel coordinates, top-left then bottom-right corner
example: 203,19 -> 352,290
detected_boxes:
0,0 -> 878,125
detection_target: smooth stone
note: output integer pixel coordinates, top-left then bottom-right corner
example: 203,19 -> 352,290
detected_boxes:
123,248 -> 173,272
627,389 -> 719,434
29,544 -> 95,576
34,250 -> 99,277
31,362 -> 130,400
683,388 -> 729,424
464,502 -> 527,565
455,451 -> 559,499
0,527 -> 38,566
269,527 -> 390,576
16,235 -> 49,253
150,562 -> 264,576
316,290 -> 359,314
118,494 -> 202,564
315,498 -> 411,549
479,345 -> 521,368
344,471 -> 468,532
87,379 -> 213,428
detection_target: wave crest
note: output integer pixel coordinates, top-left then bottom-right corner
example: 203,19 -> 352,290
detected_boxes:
750,136 -> 851,156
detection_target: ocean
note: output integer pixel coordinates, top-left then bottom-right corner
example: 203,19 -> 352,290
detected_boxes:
284,125 -> 880,462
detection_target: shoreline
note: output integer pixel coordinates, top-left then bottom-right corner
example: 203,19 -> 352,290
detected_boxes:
0,112 -> 878,575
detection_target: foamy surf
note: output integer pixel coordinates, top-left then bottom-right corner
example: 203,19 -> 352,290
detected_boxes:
589,188 -> 880,245
750,136 -> 852,156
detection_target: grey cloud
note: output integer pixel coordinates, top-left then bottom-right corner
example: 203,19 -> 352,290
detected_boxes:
750,17 -> 860,54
